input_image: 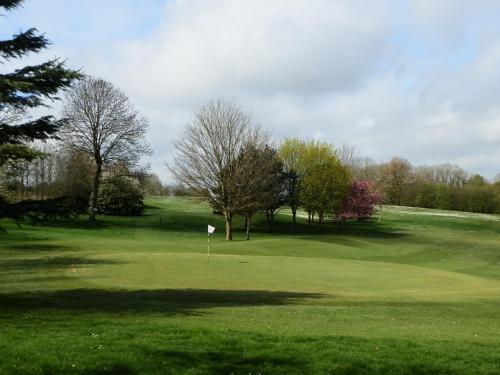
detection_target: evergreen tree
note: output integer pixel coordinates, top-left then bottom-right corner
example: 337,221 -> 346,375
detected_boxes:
0,0 -> 81,167
1,0 -> 81,219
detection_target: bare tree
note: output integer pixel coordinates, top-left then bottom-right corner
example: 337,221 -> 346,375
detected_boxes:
169,98 -> 265,240
61,77 -> 150,221
338,143 -> 357,169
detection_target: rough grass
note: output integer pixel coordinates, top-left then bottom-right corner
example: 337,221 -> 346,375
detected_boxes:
0,197 -> 499,374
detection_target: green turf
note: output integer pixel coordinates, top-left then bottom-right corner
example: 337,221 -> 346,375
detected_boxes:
0,197 -> 499,374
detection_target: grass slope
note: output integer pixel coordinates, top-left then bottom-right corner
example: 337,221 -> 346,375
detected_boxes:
0,197 -> 499,374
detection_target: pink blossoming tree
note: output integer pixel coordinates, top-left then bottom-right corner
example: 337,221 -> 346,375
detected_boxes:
340,181 -> 381,221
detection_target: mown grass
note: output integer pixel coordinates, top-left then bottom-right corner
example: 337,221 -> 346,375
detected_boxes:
0,197 -> 499,374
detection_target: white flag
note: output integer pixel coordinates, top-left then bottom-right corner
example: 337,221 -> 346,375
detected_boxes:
208,225 -> 215,234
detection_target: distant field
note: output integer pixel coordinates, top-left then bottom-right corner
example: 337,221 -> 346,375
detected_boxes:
0,197 -> 499,374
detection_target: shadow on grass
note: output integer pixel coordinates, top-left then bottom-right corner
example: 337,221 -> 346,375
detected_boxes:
2,243 -> 78,253
0,288 -> 325,316
0,256 -> 127,271
141,348 -> 307,375
246,216 -> 409,241
29,211 -> 222,233
35,332 -> 495,375
2,200 -> 409,244
124,346 -> 471,375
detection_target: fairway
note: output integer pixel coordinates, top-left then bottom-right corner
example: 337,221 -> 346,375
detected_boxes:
1,197 -> 499,374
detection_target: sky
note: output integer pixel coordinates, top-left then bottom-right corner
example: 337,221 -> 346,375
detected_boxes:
3,0 -> 500,181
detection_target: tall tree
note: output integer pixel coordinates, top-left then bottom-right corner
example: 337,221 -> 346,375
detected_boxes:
170,98 -> 264,240
0,1 -> 81,167
61,78 -> 150,221
0,0 -> 81,219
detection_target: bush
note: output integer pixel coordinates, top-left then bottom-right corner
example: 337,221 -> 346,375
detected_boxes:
0,196 -> 87,224
97,176 -> 144,216
340,181 -> 381,221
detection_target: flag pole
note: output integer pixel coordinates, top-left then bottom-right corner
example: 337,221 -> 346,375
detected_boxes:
207,225 -> 215,263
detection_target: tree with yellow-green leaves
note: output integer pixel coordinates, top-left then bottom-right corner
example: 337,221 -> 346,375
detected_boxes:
299,141 -> 350,225
279,138 -> 350,228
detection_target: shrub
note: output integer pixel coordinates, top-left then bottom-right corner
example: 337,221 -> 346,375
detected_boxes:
0,196 -> 87,224
97,176 -> 144,216
340,181 -> 381,221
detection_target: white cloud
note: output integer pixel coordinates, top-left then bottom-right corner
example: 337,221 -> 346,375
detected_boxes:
111,1 -> 393,101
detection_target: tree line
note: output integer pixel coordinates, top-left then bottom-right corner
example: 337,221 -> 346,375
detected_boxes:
351,156 -> 500,214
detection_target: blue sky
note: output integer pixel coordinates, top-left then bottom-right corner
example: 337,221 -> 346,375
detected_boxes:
4,0 -> 500,181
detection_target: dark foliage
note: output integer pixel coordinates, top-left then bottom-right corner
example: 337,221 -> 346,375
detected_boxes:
0,0 -> 22,11
0,196 -> 87,223
0,27 -> 48,60
0,59 -> 81,110
0,0 -> 81,166
0,116 -> 66,144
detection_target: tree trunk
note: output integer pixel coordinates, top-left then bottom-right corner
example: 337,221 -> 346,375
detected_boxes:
88,162 -> 102,221
246,215 -> 251,240
266,210 -> 274,229
224,212 -> 233,240
308,211 -> 311,225
291,206 -> 297,229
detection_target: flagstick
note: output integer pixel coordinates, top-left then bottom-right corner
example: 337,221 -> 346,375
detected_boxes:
207,225 -> 215,262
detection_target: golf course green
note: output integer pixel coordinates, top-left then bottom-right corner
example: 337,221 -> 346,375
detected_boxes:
0,197 -> 499,374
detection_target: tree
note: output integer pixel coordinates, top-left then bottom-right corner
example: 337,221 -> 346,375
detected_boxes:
338,143 -> 357,169
340,180 -> 381,221
381,157 -> 413,205
0,0 -> 81,167
433,164 -> 468,187
170,98 -> 264,240
234,144 -> 284,239
414,183 -> 437,208
434,184 -> 454,210
299,141 -> 350,225
142,174 -> 169,196
53,149 -> 93,208
61,78 -> 150,221
1,142 -> 59,201
0,0 -> 81,221
280,139 -> 350,227
278,138 -> 304,229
